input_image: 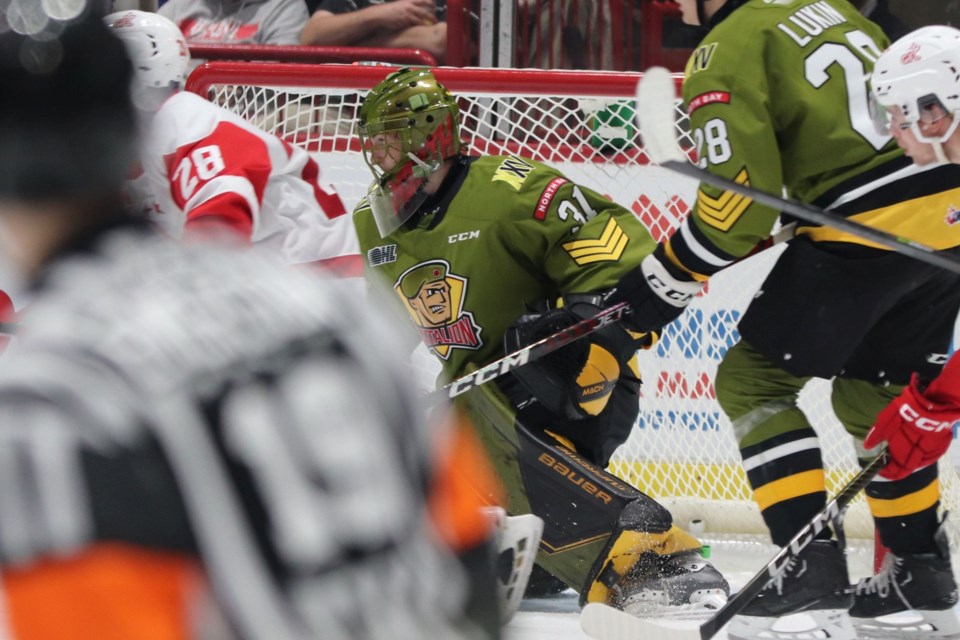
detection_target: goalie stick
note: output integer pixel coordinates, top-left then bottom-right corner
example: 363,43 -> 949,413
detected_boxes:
635,66 -> 960,276
430,301 -> 632,404
579,448 -> 889,640
429,219 -> 798,406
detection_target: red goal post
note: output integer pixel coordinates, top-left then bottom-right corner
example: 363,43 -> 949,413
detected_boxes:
184,63 -> 960,556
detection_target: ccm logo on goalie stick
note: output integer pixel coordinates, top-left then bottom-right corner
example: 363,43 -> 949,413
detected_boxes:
447,350 -> 531,397
899,403 -> 956,432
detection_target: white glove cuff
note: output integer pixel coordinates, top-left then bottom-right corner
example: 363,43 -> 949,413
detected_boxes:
640,253 -> 704,308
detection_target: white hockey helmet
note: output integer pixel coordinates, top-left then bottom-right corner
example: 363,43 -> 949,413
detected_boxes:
105,10 -> 190,110
870,26 -> 960,151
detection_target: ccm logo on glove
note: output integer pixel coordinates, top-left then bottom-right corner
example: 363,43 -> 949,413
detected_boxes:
640,253 -> 702,308
865,356 -> 960,480
897,403 -> 955,433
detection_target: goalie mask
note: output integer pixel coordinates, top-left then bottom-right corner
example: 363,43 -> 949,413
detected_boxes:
358,68 -> 461,237
105,10 -> 190,113
870,26 -> 960,163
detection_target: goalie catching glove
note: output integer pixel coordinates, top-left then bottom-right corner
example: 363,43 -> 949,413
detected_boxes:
865,354 -> 960,480
607,245 -> 703,334
504,294 -> 651,421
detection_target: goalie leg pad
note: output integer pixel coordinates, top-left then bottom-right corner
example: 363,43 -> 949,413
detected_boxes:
581,498 -> 710,607
457,381 -> 668,595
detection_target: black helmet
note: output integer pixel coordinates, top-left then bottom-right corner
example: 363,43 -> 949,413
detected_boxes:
0,2 -> 136,201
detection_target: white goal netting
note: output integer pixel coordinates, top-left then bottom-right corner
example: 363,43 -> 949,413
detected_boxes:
186,63 -> 960,556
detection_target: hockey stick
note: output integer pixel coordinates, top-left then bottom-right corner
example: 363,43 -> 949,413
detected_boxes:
635,66 -> 960,276
0,322 -> 14,336
580,448 -> 889,640
429,221 -> 799,406
429,301 -> 631,404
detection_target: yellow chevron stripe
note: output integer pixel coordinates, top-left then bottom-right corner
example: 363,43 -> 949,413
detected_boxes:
565,227 -> 625,257
563,218 -> 620,251
698,190 -> 748,218
569,235 -> 629,264
563,219 -> 629,264
697,167 -> 750,203
867,479 -> 940,519
753,469 -> 825,511
696,168 -> 753,232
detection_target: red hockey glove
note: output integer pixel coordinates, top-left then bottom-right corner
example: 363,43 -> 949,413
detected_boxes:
0,289 -> 14,356
864,356 -> 960,480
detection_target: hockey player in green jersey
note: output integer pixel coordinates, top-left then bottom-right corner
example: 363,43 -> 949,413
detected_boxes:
352,68 -> 730,616
607,1 -> 960,638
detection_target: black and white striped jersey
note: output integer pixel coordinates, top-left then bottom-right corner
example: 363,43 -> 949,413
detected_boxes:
0,219 -> 478,640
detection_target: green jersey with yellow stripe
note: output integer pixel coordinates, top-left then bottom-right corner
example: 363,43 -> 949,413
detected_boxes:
353,154 -> 656,381
670,0 -> 960,280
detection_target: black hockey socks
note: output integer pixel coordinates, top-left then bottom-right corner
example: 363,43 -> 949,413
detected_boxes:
740,426 -> 829,547
865,462 -> 940,555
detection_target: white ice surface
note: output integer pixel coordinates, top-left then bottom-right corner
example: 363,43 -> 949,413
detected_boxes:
505,535 -> 882,640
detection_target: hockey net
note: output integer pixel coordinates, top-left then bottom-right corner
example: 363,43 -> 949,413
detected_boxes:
186,63 -> 960,559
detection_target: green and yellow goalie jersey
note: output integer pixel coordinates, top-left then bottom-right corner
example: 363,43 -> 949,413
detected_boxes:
353,155 -> 657,382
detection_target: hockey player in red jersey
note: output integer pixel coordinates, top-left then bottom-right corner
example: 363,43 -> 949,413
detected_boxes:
106,9 -> 360,274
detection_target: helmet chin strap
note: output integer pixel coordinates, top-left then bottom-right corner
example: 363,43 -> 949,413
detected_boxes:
407,152 -> 438,178
696,0 -> 708,26
932,140 -> 950,164
914,115 -> 960,164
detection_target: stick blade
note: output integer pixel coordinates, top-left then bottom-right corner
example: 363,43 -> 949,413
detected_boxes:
580,603 -> 706,640
635,66 -> 686,165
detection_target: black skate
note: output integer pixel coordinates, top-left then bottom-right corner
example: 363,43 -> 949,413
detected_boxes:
615,550 -> 729,617
850,522 -> 960,639
728,540 -> 855,640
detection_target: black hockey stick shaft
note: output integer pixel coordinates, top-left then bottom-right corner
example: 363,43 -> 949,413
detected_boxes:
661,159 -> 960,275
0,322 -> 14,336
635,67 -> 960,276
697,450 -> 888,640
429,221 -> 798,406
430,301 -> 631,404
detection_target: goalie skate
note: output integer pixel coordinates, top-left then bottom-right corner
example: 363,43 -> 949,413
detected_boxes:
616,550 -> 729,618
850,522 -> 960,639
727,540 -> 855,640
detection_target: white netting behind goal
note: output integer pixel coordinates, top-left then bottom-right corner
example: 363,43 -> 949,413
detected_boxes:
186,63 -> 960,548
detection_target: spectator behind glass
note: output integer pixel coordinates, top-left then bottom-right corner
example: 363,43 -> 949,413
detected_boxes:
159,0 -> 309,45
300,0 -> 446,64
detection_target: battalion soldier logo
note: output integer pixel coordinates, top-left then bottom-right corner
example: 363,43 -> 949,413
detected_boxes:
394,260 -> 483,359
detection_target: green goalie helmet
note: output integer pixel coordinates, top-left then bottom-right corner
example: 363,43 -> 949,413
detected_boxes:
358,68 -> 461,237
